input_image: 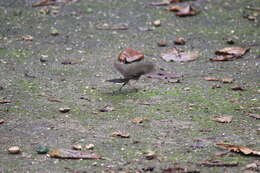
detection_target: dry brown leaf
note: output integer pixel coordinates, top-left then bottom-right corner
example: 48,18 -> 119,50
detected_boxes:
247,113 -> 260,119
22,35 -> 33,41
160,48 -> 199,62
221,78 -> 234,83
197,160 -> 238,167
213,116 -> 232,123
211,47 -> 249,61
216,47 -> 249,56
174,37 -> 186,45
131,117 -> 149,124
111,132 -> 130,138
48,149 -> 101,159
216,143 -> 260,156
0,99 -> 11,104
8,146 -> 21,154
204,77 -> 220,81
118,48 -> 144,63
59,107 -> 71,113
48,98 -> 62,102
0,119 -> 4,124
231,85 -> 244,91
168,4 -> 199,17
144,151 -> 156,160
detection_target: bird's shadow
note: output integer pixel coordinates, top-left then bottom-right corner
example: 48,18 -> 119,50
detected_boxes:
104,87 -> 139,96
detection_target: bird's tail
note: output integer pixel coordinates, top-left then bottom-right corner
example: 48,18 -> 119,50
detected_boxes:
106,78 -> 129,83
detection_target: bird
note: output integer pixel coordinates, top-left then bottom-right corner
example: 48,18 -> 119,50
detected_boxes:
106,61 -> 155,91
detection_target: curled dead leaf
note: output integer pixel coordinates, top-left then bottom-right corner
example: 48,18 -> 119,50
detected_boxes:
231,85 -> 244,91
211,47 -> 249,61
247,113 -> 260,119
216,143 -> 260,156
131,117 -> 149,124
213,116 -> 232,123
59,107 -> 71,113
111,131 -> 130,138
168,4 -> 199,17
118,48 -> 144,63
22,35 -> 33,41
160,48 -> 199,62
174,37 -> 186,45
221,78 -> 234,83
0,119 -> 4,124
144,151 -> 156,160
0,99 -> 12,104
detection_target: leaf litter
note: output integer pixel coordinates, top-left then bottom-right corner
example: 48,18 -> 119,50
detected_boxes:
160,47 -> 199,62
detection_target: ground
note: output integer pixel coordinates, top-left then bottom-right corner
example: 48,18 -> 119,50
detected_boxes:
0,0 -> 259,172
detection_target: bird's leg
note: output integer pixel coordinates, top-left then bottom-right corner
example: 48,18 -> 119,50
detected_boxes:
119,81 -> 128,91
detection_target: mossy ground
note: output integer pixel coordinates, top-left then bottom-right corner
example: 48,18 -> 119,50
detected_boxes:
0,0 -> 259,172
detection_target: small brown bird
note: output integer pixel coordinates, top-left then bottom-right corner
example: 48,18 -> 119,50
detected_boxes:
107,61 -> 155,91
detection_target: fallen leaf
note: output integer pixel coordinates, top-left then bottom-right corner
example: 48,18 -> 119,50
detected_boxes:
59,107 -> 71,113
118,48 -> 144,63
160,48 -> 199,62
22,35 -> 33,41
146,71 -> 183,79
111,131 -> 130,138
99,106 -> 114,112
174,37 -> 186,45
213,116 -> 232,123
204,77 -> 220,81
168,4 -> 199,17
0,99 -> 11,104
72,144 -> 82,150
221,78 -> 234,83
48,149 -> 101,159
211,47 -> 249,61
8,146 -> 21,154
247,113 -> 260,119
216,143 -> 260,156
231,85 -> 244,91
131,117 -> 149,124
47,98 -> 62,102
153,20 -> 161,27
0,119 -> 4,124
144,150 -> 156,160
85,144 -> 95,150
197,160 -> 239,167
